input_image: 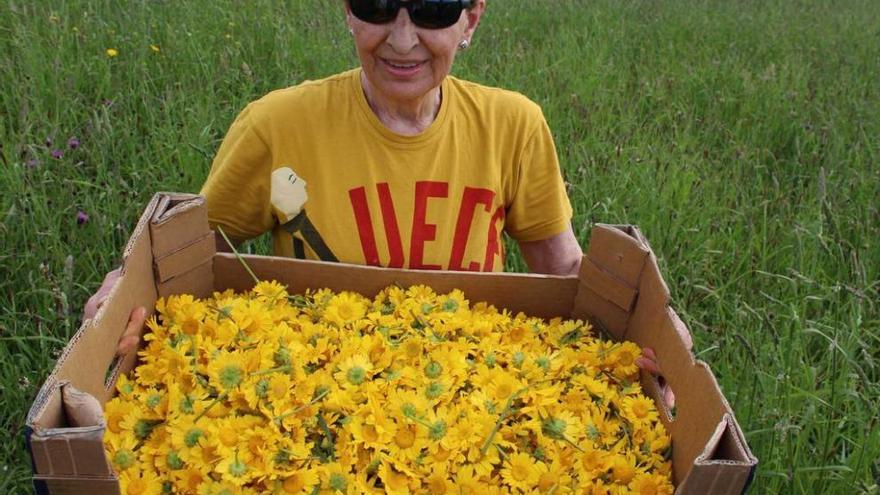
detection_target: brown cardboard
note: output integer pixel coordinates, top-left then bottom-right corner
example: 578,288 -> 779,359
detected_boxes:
26,192 -> 757,494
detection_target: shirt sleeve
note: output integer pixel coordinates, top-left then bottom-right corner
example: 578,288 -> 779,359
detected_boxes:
504,111 -> 574,242
199,104 -> 275,241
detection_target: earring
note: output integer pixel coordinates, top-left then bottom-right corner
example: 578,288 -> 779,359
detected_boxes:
348,27 -> 354,36
458,39 -> 470,50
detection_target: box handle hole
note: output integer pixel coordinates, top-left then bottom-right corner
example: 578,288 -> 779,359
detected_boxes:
104,354 -> 123,391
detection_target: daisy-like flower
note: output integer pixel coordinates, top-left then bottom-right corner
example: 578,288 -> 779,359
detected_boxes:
609,341 -> 641,378
207,350 -> 248,391
621,395 -> 660,427
629,471 -> 674,495
500,452 -> 540,492
334,353 -> 373,388
323,291 -> 368,327
276,467 -> 320,494
118,467 -> 163,495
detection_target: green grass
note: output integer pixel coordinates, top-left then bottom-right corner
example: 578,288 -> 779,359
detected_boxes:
1,0 -> 878,493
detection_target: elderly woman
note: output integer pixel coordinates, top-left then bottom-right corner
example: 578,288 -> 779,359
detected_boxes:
200,0 -> 583,275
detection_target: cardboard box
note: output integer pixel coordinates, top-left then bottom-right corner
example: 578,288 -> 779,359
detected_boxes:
26,192 -> 757,494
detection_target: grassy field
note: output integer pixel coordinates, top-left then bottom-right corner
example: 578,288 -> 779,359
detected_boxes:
1,0 -> 878,493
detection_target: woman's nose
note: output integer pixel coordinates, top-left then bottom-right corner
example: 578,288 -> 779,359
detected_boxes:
386,6 -> 419,53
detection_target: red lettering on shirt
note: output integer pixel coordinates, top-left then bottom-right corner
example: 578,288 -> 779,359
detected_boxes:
409,181 -> 448,270
484,206 -> 505,271
376,183 -> 405,268
449,187 -> 496,271
348,186 -> 381,266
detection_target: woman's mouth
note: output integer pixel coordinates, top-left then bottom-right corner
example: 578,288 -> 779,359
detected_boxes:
382,59 -> 425,77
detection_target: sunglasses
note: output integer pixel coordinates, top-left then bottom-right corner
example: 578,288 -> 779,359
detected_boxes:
350,0 -> 473,30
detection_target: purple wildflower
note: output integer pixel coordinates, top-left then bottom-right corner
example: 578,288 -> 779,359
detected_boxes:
25,159 -> 41,168
68,137 -> 80,150
76,211 -> 89,225
51,149 -> 63,160
102,99 -> 114,107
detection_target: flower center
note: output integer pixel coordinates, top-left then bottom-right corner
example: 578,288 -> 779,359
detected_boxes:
219,365 -> 243,389
329,473 -> 348,491
395,425 -> 416,448
347,366 -> 366,385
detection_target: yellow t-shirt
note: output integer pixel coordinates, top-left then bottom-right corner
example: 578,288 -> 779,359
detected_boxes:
201,68 -> 572,272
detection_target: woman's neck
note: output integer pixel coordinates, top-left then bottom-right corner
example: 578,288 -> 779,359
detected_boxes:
360,71 -> 441,136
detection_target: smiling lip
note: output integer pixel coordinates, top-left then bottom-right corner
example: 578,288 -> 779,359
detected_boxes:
382,58 -> 426,77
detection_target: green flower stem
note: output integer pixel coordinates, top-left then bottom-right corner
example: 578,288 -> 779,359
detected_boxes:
249,365 -> 292,377
194,391 -> 228,423
479,386 -> 529,458
562,434 -> 586,453
217,226 -> 260,285
273,389 -> 329,425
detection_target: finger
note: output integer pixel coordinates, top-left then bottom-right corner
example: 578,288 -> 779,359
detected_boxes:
116,307 -> 148,357
84,269 -> 122,320
117,335 -> 140,356
103,268 -> 121,283
636,357 -> 662,375
664,386 -> 676,409
641,347 -> 657,361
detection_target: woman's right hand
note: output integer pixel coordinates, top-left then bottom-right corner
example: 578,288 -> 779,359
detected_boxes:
84,268 -> 147,357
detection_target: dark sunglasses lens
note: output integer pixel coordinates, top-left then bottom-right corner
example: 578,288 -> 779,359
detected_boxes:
410,0 -> 465,29
350,0 -> 397,24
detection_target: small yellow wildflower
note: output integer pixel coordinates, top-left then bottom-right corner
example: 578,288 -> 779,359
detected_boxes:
106,48 -> 118,58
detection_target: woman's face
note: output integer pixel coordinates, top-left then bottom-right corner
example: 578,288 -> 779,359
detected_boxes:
346,1 -> 484,104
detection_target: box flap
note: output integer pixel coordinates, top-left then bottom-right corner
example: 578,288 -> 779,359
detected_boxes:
571,225 -> 650,339
149,193 -> 215,298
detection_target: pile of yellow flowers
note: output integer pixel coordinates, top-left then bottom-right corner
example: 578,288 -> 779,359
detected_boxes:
104,281 -> 673,495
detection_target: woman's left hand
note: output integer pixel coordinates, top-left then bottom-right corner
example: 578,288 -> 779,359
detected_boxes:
636,324 -> 693,408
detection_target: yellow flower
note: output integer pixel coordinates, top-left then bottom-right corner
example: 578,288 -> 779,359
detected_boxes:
254,279 -> 288,303
119,467 -> 163,495
105,434 -> 139,473
215,449 -> 253,486
385,419 -> 426,461
425,467 -> 451,495
276,467 -> 320,494
577,444 -> 611,478
485,370 -> 525,404
629,472 -> 674,495
323,291 -> 368,327
378,462 -> 413,494
334,353 -> 373,388
500,452 -> 540,491
535,459 -> 573,493
621,395 -> 660,426
171,466 -> 209,493
207,350 -> 248,391
610,451 -> 639,484
318,462 -> 353,494
105,48 -> 118,58
453,464 -> 486,494
609,341 -> 641,378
